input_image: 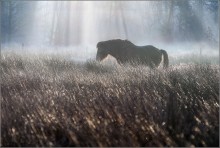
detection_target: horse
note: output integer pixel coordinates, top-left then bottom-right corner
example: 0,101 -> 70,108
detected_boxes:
96,39 -> 169,68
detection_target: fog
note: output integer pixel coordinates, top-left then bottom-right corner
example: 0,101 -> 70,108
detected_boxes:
1,1 -> 219,64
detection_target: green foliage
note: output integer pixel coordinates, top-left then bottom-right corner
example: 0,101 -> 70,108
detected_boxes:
1,53 -> 219,147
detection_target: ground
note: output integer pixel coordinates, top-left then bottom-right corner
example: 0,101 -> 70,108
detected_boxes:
1,51 -> 219,147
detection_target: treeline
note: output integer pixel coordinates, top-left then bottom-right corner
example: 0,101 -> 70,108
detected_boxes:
1,0 -> 218,46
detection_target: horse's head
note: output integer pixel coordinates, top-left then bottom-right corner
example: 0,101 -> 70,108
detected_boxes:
96,39 -> 131,61
96,42 -> 109,61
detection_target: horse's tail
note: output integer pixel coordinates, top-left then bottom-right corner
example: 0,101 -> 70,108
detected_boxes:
160,49 -> 169,68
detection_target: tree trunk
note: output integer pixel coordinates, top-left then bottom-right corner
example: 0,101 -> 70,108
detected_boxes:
8,1 -> 12,42
65,2 -> 70,46
119,2 -> 128,39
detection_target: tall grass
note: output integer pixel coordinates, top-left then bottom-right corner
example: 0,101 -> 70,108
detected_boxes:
1,52 -> 219,147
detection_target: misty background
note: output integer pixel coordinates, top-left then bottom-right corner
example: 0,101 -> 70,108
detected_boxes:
1,0 -> 219,63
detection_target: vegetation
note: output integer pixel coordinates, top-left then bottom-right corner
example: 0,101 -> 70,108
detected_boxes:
1,52 -> 219,147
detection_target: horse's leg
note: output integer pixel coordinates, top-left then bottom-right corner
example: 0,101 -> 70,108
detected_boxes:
150,61 -> 158,69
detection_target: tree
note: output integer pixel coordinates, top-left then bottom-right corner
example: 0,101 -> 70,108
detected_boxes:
175,0 -> 204,41
52,1 -> 83,46
1,1 -> 37,44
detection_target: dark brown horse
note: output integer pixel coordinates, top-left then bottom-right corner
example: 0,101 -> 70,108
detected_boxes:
96,39 -> 169,68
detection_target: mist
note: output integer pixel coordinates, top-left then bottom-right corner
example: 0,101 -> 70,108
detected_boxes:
1,2 -> 219,146
1,0 -> 219,64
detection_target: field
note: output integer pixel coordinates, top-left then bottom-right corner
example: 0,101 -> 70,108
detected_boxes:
1,51 -> 219,147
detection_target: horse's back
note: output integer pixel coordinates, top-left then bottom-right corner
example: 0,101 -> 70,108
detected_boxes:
130,45 -> 162,66
133,45 -> 161,57
140,45 -> 160,52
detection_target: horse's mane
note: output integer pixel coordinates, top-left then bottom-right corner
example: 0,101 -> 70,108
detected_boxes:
98,39 -> 135,47
120,39 -> 136,50
124,39 -> 135,46
107,39 -> 136,49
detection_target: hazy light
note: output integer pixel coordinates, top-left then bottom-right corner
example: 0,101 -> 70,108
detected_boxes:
1,1 -> 218,63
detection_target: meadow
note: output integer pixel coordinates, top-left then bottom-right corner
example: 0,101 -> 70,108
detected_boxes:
1,51 -> 219,147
